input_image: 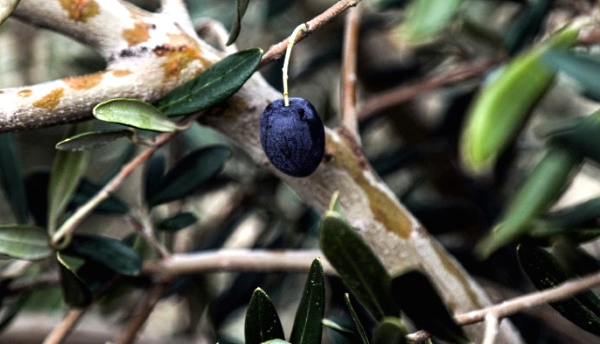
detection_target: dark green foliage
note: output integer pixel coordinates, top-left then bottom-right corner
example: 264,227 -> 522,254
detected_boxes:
319,213 -> 398,321
156,48 -> 263,116
391,270 -> 469,344
57,253 -> 93,308
244,288 -> 285,344
148,145 -> 231,207
518,243 -> 600,336
544,109 -> 600,165
227,0 -> 250,45
289,258 -> 325,344
144,154 -> 166,203
544,49 -> 600,101
157,212 -> 198,232
505,0 -> 552,55
0,134 -> 28,223
62,234 -> 142,276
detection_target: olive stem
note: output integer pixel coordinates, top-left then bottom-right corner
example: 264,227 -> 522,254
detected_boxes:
282,24 -> 307,106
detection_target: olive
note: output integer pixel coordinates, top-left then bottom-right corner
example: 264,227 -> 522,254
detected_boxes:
260,97 -> 325,177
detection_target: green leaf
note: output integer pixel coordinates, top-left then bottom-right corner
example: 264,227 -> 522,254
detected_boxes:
505,0 -> 552,55
157,212 -> 198,232
55,130 -> 134,151
460,27 -> 579,174
57,253 -> 92,307
373,317 -> 408,344
156,48 -> 263,116
0,134 -> 29,223
290,258 -> 325,344
93,98 -> 184,132
0,225 -> 51,260
227,0 -> 250,45
62,234 -> 142,276
398,0 -> 463,45
48,122 -> 93,234
518,243 -> 600,336
544,49 -> 600,102
391,270 -> 469,344
144,154 -> 166,203
476,146 -> 582,258
0,290 -> 30,334
0,0 -> 19,26
545,109 -> 600,165
345,294 -> 370,344
245,288 -> 285,344
148,145 -> 231,207
319,214 -> 397,321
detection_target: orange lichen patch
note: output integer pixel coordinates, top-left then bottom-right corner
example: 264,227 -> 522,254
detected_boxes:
18,89 -> 32,98
112,69 -> 132,77
59,0 -> 100,22
63,72 -> 103,90
122,22 -> 151,46
154,44 -> 204,80
33,88 -> 64,110
328,128 -> 413,239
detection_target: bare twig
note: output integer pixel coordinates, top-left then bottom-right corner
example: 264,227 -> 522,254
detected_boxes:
259,0 -> 361,67
143,249 -> 331,278
483,314 -> 500,344
125,215 -> 171,260
358,59 -> 498,122
42,308 -> 87,344
409,269 -> 600,342
114,283 -> 169,344
341,4 -> 361,142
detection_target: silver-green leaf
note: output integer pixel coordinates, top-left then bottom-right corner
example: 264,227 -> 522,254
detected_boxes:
94,98 -> 184,132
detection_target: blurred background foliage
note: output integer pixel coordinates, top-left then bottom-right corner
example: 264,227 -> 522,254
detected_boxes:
1,0 -> 600,343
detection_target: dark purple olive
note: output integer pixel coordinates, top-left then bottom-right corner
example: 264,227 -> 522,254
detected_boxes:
260,97 -> 325,177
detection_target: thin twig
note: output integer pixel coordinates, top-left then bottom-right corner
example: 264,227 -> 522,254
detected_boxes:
483,314 -> 499,344
42,308 -> 87,344
114,283 -> 169,344
358,59 -> 498,122
259,0 -> 361,67
142,249 -> 332,278
50,113 -> 203,246
408,269 -> 600,342
341,4 -> 361,142
125,215 -> 171,260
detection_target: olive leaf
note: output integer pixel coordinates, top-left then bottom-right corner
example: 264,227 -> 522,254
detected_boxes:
518,243 -> 600,336
148,145 -> 231,207
48,122 -> 93,233
157,212 -> 198,232
55,130 -> 134,151
156,48 -> 263,116
61,234 -> 142,276
544,49 -> 600,101
57,253 -> 93,307
289,258 -> 325,344
398,0 -> 463,45
245,288 -> 285,344
227,0 -> 250,45
0,225 -> 51,260
391,270 -> 469,344
319,214 -> 398,321
93,98 -> 185,132
0,134 -> 29,223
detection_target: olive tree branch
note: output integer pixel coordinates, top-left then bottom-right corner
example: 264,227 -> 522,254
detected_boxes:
115,283 -> 169,344
341,4 -> 361,142
42,308 -> 87,344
